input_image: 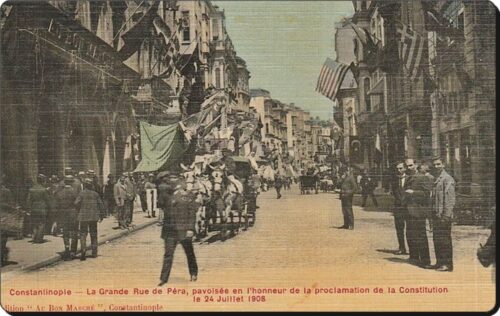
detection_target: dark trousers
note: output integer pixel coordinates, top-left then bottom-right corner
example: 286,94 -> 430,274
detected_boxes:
31,216 -> 45,243
275,186 -> 282,198
62,220 -> 78,254
139,193 -> 147,212
393,211 -> 407,251
432,218 -> 453,267
407,216 -> 430,265
362,192 -> 378,207
116,205 -> 126,227
125,199 -> 134,224
79,221 -> 98,257
341,194 -> 354,228
160,237 -> 198,283
1,233 -> 9,264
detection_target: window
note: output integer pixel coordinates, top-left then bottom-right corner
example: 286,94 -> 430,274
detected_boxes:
212,19 -> 219,40
215,68 -> 221,88
364,78 -> 371,112
182,11 -> 190,42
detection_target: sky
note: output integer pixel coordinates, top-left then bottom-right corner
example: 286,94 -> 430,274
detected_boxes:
214,1 -> 354,120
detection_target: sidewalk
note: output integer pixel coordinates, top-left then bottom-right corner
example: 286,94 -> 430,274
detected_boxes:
1,205 -> 159,274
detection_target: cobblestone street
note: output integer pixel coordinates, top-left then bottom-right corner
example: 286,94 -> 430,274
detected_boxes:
1,186 -> 494,311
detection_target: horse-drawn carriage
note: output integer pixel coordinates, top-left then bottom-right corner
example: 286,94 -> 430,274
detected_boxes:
299,174 -> 319,194
196,156 -> 258,239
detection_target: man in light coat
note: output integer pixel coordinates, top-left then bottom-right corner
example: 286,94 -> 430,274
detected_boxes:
114,175 -> 128,229
428,157 -> 456,272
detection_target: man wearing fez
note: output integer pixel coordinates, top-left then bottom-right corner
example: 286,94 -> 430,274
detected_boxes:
158,175 -> 199,286
54,175 -> 79,260
74,179 -> 105,260
427,157 -> 456,272
403,158 -> 432,267
27,174 -> 51,243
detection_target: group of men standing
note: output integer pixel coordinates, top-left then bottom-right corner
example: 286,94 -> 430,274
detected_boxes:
392,157 -> 456,272
34,168 -> 106,261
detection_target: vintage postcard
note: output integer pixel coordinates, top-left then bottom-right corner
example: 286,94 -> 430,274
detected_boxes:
0,0 -> 496,313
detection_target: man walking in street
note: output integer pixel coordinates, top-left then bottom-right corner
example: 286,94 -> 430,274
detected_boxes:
54,175 -> 78,260
75,179 -> 105,260
114,175 -> 128,229
360,170 -> 378,207
427,157 -> 456,272
27,174 -> 51,243
404,158 -> 432,267
157,173 -> 173,225
339,167 -> 358,230
274,173 -> 283,199
158,176 -> 199,286
391,162 -> 409,255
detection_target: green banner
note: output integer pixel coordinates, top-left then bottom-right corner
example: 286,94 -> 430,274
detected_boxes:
134,121 -> 189,173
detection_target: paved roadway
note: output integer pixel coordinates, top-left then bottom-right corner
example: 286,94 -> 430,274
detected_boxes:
1,185 -> 495,312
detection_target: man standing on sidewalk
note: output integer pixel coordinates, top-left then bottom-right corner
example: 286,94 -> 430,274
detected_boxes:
339,167 -> 358,230
103,174 -> 116,218
427,157 -> 456,272
391,162 -> 408,255
158,176 -> 199,286
404,159 -> 432,267
360,170 -> 378,207
54,175 -> 79,260
27,174 -> 51,243
145,174 -> 157,218
114,175 -> 127,229
75,179 -> 105,260
124,173 -> 137,226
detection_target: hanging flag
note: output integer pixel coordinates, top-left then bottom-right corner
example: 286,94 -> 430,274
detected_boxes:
123,134 -> 132,171
316,58 -> 350,101
118,1 -> 160,60
374,132 -> 382,164
349,21 -> 378,55
102,137 -> 111,182
396,21 -> 424,81
158,18 -> 183,78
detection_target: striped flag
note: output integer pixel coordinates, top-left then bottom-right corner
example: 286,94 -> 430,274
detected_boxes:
315,58 -> 350,101
396,22 -> 424,81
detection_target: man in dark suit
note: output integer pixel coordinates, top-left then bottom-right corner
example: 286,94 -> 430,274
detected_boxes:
404,159 -> 432,267
339,167 -> 358,230
391,162 -> 408,255
75,179 -> 105,260
158,175 -> 199,286
27,174 -> 51,243
54,175 -> 79,260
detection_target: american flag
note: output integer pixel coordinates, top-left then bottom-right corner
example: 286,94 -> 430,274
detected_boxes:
396,22 -> 424,81
315,58 -> 350,101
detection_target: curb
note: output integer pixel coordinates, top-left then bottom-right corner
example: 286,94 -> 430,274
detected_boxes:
21,218 -> 159,272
